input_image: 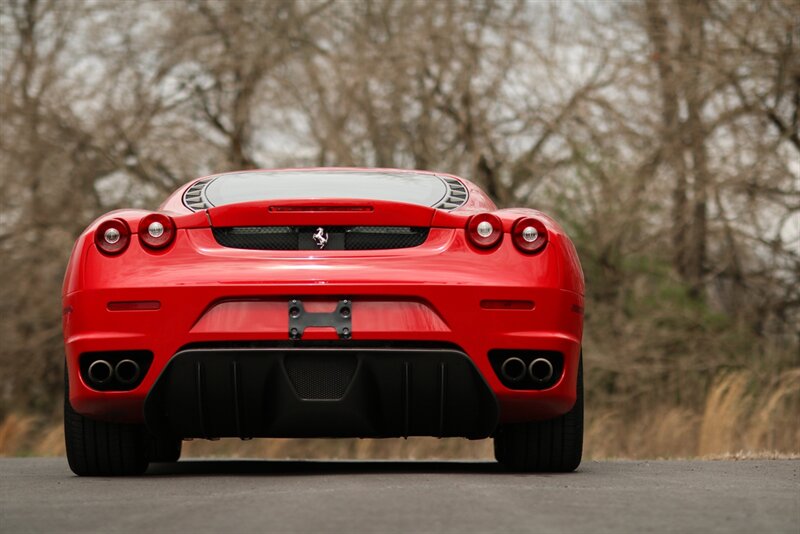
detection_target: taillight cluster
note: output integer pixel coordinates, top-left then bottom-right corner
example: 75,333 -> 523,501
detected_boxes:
95,214 -> 176,255
465,214 -> 548,254
138,214 -> 175,249
95,219 -> 131,255
466,213 -> 503,249
511,217 -> 547,253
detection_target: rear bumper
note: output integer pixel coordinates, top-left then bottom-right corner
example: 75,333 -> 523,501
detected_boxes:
65,287 -> 582,431
63,227 -> 584,434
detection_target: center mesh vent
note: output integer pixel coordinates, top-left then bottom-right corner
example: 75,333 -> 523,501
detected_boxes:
213,226 -> 429,250
285,353 -> 357,400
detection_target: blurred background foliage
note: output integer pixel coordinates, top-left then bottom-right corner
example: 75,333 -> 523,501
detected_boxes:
0,0 -> 798,458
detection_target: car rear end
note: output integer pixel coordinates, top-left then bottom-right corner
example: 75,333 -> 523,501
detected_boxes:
62,169 -> 585,474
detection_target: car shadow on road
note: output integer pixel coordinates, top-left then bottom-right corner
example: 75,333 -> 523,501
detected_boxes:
145,459 -> 510,477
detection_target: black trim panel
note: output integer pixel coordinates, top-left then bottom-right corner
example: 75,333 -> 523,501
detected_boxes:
144,347 -> 498,439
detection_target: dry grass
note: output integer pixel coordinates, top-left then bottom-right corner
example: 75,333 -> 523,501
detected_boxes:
583,368 -> 800,460
3,368 -> 798,460
0,413 -> 65,457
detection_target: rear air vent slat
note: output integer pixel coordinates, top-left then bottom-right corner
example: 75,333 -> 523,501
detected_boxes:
435,176 -> 468,211
183,179 -> 213,211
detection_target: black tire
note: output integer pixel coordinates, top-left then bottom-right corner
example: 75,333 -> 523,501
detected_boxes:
493,355 -> 583,472
64,370 -> 150,476
149,435 -> 182,463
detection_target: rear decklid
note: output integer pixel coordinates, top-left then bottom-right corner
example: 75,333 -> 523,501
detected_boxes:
175,170 -> 472,250
205,199 -> 450,251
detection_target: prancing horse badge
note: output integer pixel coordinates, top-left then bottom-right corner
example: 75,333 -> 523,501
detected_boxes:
313,227 -> 328,249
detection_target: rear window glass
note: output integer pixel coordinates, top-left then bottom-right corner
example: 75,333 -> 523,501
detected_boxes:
202,170 -> 449,208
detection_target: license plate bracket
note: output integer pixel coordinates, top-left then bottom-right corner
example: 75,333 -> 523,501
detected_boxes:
288,299 -> 352,340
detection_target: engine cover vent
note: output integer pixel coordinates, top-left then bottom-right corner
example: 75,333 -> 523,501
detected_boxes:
183,179 -> 212,211
434,178 -> 469,210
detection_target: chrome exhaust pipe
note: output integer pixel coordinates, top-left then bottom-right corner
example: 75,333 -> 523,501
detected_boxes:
114,359 -> 141,385
500,357 -> 527,382
87,360 -> 113,385
529,358 -> 554,383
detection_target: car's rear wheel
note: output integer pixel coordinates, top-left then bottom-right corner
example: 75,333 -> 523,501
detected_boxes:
493,354 -> 583,472
64,369 -> 150,476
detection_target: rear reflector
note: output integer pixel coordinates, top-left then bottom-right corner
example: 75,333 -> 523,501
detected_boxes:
480,300 -> 535,310
107,301 -> 161,311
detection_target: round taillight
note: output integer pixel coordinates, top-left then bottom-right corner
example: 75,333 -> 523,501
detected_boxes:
138,213 -> 176,249
95,219 -> 131,255
512,217 -> 548,253
466,213 -> 503,249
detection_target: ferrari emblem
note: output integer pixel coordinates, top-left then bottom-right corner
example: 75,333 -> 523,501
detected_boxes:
313,227 -> 328,249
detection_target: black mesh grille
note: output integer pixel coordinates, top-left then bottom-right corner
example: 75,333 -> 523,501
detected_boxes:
213,226 -> 297,250
212,226 -> 429,250
284,353 -> 357,400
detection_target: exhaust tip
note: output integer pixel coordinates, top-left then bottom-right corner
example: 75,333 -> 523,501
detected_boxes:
115,359 -> 141,385
87,360 -> 113,385
529,358 -> 554,383
500,357 -> 527,382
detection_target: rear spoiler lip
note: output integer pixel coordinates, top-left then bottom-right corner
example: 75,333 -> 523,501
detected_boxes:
200,198 -> 474,229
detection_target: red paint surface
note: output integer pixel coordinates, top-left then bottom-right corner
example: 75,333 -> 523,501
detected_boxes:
63,168 -> 584,426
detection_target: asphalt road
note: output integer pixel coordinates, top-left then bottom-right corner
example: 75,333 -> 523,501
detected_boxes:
1,458 -> 798,533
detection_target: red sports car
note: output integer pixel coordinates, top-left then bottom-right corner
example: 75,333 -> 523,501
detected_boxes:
62,168 -> 585,475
